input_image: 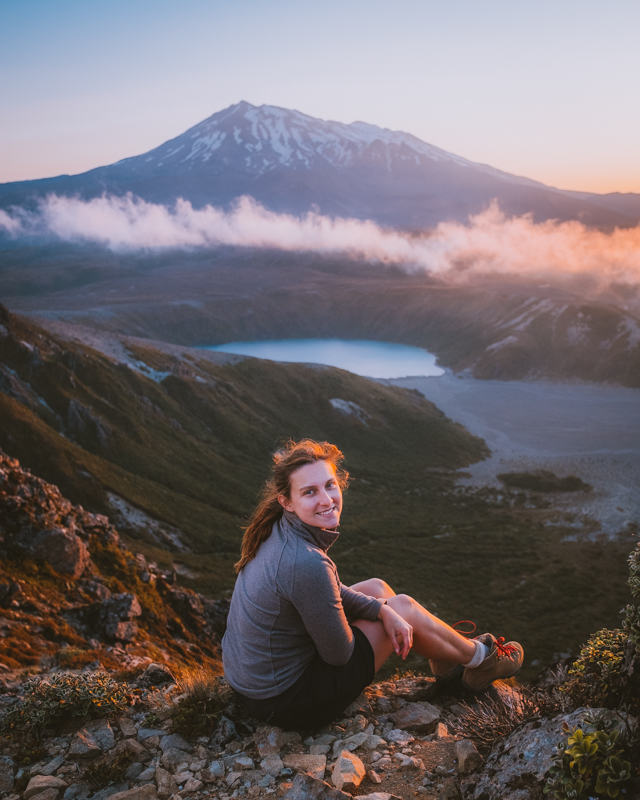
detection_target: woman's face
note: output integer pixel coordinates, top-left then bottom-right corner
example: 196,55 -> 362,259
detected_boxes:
279,459 -> 343,529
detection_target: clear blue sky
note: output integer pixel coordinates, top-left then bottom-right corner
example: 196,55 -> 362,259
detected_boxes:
2,0 -> 639,192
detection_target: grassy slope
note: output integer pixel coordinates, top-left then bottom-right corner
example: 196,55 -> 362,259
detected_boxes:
0,305 -> 635,680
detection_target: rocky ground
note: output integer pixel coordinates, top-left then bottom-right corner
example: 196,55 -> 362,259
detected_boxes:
0,664 -> 633,800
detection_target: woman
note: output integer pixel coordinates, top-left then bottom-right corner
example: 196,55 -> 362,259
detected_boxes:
222,439 -> 523,730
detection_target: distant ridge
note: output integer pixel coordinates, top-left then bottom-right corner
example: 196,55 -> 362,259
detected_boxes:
1,102 -> 637,229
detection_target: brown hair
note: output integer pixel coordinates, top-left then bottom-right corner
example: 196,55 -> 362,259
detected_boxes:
234,439 -> 349,572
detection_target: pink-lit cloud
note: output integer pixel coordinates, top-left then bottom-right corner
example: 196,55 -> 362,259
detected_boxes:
2,193 -> 640,303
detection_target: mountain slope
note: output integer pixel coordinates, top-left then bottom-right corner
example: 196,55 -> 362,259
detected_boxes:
0,102 -> 635,229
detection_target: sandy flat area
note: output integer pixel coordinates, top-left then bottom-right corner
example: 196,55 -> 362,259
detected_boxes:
390,374 -> 640,537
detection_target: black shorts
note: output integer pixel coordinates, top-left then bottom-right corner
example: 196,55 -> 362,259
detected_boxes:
234,626 -> 376,731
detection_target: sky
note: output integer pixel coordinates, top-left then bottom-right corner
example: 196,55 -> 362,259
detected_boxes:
1,0 -> 639,194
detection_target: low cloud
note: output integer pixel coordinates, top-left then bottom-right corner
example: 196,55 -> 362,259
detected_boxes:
2,193 -> 640,301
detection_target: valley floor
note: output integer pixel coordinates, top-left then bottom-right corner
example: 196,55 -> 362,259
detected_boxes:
391,373 -> 640,537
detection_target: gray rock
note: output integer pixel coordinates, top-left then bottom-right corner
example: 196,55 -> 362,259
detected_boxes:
38,755 -> 65,776
226,770 -> 244,787
160,747 -> 190,770
332,732 -> 368,758
155,766 -> 178,799
117,717 -> 138,737
366,770 -> 382,785
205,759 -> 226,778
283,754 -> 327,781
234,755 -> 255,770
62,784 -> 91,800
137,727 -> 166,741
391,701 -> 440,733
25,776 -> 68,800
126,763 -> 144,780
385,729 -> 415,746
260,755 -> 284,776
0,755 -> 14,793
84,718 -> 115,751
259,774 -> 276,788
357,795 -> 402,800
114,739 -> 152,763
393,753 -> 424,770
331,751 -> 365,792
68,729 -> 102,759
364,734 -> 385,750
136,768 -> 156,782
309,745 -> 330,756
101,593 -> 142,641
283,773 -> 352,800
465,708 -> 618,800
183,778 -> 203,792
159,734 -> 192,753
211,715 -> 238,749
25,789 -> 60,800
255,725 -> 289,756
100,786 -> 156,800
455,740 -> 483,775
90,784 -> 129,800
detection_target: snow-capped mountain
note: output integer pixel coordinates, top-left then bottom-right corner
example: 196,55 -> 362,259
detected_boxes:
119,101 -> 539,186
0,101 -> 637,228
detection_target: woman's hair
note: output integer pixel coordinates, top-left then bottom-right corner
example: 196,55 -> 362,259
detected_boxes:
234,439 -> 349,572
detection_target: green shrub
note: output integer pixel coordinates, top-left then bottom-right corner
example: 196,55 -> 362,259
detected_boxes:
497,470 -> 591,493
0,672 -> 132,740
544,714 -> 631,799
560,629 -> 628,709
622,537 -> 640,652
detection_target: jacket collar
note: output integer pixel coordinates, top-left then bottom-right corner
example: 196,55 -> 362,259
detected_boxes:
281,509 -> 340,553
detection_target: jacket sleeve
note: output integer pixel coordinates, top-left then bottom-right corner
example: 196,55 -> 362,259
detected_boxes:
340,584 -> 382,622
286,550 -> 359,666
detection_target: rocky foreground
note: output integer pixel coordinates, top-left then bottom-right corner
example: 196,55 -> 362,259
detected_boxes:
0,663 -> 632,800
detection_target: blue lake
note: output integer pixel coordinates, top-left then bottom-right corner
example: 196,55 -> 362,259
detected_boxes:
201,339 -> 445,379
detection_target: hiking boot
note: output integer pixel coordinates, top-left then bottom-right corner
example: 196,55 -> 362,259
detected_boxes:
428,659 -> 464,684
461,635 -> 524,692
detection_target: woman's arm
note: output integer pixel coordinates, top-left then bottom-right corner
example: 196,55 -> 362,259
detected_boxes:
340,583 -> 383,621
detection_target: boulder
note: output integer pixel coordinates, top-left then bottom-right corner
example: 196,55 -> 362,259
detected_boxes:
393,754 -> 424,770
32,527 -> 90,578
25,776 -> 68,800
283,773 -> 352,800
100,593 -> 142,641
391,701 -> 440,733
161,748 -> 190,770
463,708 -> 620,800
38,755 -> 65,776
331,751 -> 366,792
283,754 -> 327,781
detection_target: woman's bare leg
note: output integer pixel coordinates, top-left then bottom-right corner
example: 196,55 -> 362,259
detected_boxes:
349,579 -> 475,673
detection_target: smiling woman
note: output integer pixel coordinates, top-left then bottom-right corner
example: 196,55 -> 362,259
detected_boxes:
221,438 -> 524,730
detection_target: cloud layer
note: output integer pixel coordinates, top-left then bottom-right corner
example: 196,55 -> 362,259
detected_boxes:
2,193 -> 640,301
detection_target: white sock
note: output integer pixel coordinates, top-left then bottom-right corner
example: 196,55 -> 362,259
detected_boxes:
463,640 -> 489,669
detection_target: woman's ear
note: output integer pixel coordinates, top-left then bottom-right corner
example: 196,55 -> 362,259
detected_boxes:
278,495 -> 293,512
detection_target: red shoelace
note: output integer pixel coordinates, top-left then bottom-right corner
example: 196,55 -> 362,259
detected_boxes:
494,637 -> 518,658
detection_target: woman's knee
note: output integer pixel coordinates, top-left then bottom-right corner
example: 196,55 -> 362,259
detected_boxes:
388,593 -> 424,621
350,578 -> 395,599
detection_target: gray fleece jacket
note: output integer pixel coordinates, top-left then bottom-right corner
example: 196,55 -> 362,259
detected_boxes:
222,510 -> 382,699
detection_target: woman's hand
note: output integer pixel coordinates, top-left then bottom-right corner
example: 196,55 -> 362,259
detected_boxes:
378,603 -> 413,659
